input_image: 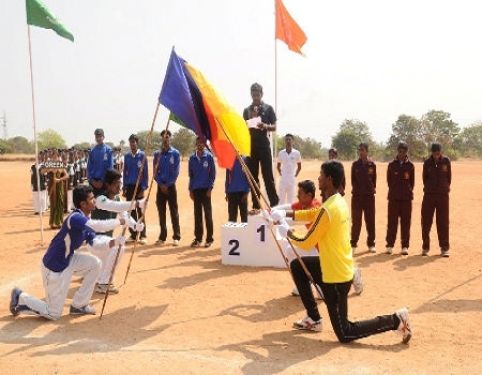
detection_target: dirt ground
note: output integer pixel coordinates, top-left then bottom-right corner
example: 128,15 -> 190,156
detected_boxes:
0,159 -> 481,374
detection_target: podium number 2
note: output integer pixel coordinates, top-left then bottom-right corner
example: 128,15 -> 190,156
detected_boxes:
228,239 -> 240,256
257,225 -> 266,242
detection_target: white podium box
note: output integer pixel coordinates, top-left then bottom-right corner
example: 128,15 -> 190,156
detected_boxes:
221,215 -> 288,268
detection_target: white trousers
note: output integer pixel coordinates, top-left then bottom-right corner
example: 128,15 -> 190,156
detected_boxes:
32,191 -> 48,213
89,236 -> 125,285
18,252 -> 101,320
278,179 -> 296,205
67,189 -> 73,212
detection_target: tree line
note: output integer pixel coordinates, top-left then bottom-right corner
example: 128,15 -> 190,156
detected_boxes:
2,109 -> 481,160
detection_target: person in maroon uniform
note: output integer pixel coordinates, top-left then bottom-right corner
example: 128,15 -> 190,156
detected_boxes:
385,142 -> 415,256
350,143 -> 377,254
421,143 -> 451,257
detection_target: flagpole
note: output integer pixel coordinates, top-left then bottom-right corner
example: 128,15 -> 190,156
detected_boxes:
273,0 -> 278,168
122,116 -> 170,286
100,102 -> 160,319
27,25 -> 44,245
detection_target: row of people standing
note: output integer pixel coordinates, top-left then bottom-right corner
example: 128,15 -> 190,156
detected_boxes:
350,142 -> 451,257
31,148 -> 89,228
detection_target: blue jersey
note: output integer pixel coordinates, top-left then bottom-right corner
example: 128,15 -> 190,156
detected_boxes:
225,158 -> 249,194
42,210 -> 96,272
188,150 -> 216,191
153,147 -> 180,186
87,143 -> 113,182
123,150 -> 148,190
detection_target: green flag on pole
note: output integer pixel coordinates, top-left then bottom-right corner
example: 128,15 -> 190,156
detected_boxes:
169,112 -> 189,128
26,0 -> 74,42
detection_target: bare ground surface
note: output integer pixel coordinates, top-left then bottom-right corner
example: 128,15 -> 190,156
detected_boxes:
0,159 -> 481,374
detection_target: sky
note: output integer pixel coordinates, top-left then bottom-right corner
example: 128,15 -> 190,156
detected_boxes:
1,0 -> 482,148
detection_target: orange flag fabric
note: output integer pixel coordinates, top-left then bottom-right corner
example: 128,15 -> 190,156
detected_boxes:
275,0 -> 307,54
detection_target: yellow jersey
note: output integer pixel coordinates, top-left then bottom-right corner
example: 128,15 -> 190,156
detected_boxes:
291,193 -> 354,283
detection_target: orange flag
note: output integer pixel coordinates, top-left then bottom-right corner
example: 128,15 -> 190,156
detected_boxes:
275,0 -> 307,54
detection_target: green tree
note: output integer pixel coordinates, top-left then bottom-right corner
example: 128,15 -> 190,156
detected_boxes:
171,127 -> 196,159
137,130 -> 162,155
421,110 -> 460,159
37,129 -> 66,150
8,136 -> 34,154
332,119 -> 373,159
454,122 -> 482,158
72,142 -> 91,150
0,139 -> 13,154
386,115 -> 426,161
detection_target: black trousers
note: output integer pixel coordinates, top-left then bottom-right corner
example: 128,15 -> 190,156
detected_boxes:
350,195 -> 376,248
421,194 -> 450,251
247,146 -> 279,209
290,256 -> 398,343
193,188 -> 213,242
227,192 -> 248,223
124,184 -> 147,239
386,199 -> 412,248
156,185 -> 181,241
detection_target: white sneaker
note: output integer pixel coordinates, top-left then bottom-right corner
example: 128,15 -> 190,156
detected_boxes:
401,248 -> 409,255
172,239 -> 179,247
291,287 -> 300,296
155,239 -> 165,246
138,238 -> 147,245
385,247 -> 393,255
293,316 -> 322,332
395,307 -> 412,344
352,268 -> 364,295
95,283 -> 119,295
368,246 -> 376,253
441,249 -> 450,257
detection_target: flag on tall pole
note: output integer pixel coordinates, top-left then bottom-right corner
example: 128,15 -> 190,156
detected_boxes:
159,48 -> 250,169
26,0 -> 74,243
275,0 -> 307,55
26,0 -> 74,42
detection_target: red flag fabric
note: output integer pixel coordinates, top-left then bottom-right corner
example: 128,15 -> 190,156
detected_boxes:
275,0 -> 307,54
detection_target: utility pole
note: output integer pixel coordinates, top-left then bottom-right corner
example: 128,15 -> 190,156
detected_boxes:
1,112 -> 7,140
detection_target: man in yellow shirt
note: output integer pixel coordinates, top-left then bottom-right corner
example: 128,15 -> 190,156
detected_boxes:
272,160 -> 412,343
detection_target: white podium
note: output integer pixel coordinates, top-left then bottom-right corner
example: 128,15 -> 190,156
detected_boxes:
221,215 -> 288,268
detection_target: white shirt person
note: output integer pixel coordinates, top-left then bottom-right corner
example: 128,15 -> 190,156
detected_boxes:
277,134 -> 302,205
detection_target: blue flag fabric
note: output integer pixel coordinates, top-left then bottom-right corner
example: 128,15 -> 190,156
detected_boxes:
159,48 -> 208,140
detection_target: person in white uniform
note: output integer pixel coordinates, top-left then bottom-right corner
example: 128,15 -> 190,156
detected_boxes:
277,134 -> 302,205
9,185 -> 131,320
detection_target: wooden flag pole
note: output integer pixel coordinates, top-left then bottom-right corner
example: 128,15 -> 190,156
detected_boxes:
27,25 -> 44,245
122,117 -> 171,285
216,121 -> 322,299
99,102 -> 161,319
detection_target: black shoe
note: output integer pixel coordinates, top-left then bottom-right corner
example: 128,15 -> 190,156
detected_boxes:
204,240 -> 214,248
10,287 -> 22,316
190,239 -> 202,248
70,305 -> 96,315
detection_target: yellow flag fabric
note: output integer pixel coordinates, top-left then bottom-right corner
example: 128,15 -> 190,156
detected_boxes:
185,63 -> 251,168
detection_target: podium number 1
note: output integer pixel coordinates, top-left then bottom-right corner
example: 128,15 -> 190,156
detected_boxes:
228,239 -> 240,255
257,225 -> 266,242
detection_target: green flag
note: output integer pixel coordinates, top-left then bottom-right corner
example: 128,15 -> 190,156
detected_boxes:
26,0 -> 74,42
169,112 -> 189,128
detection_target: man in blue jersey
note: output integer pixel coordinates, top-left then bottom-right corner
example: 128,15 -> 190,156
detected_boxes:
225,157 -> 250,223
154,130 -> 181,246
88,128 -> 113,196
9,185 -> 128,320
123,134 -> 148,243
189,137 -> 216,248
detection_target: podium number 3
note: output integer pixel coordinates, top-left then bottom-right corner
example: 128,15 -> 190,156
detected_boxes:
257,225 -> 266,242
228,239 -> 240,255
